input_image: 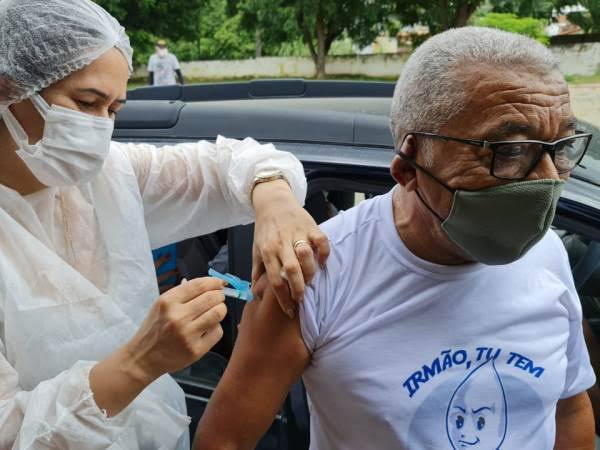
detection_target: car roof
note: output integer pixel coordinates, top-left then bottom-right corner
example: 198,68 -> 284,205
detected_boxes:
116,81 -> 600,213
114,98 -> 394,147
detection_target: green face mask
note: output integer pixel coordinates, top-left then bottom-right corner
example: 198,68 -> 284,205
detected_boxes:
405,157 -> 566,265
439,179 -> 565,265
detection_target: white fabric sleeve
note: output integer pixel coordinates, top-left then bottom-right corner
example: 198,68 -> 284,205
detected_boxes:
171,54 -> 181,70
0,355 -> 188,449
299,272 -> 322,354
300,241 -> 342,354
117,136 -> 307,249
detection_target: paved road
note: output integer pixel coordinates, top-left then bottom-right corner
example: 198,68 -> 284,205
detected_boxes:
570,84 -> 600,127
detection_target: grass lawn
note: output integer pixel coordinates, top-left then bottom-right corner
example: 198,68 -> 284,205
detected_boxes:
565,73 -> 600,85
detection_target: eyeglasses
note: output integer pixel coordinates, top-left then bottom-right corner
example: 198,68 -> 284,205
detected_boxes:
403,131 -> 593,181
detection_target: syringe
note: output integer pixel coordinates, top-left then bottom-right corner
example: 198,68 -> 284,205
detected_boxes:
223,287 -> 254,302
207,268 -> 254,302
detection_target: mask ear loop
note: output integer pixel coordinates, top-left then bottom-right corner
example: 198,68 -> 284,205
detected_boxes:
29,93 -> 50,120
414,190 -> 446,222
396,150 -> 454,223
1,94 -> 50,151
1,106 -> 29,147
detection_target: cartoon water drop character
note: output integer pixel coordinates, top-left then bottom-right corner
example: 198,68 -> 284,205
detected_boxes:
445,358 -> 507,449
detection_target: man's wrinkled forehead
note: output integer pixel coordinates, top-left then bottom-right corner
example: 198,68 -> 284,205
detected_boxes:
448,66 -> 574,141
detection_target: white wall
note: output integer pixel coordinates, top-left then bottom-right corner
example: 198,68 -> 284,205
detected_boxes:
133,43 -> 600,80
134,53 -> 410,80
551,42 -> 600,77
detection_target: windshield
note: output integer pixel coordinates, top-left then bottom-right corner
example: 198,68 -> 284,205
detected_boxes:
574,120 -> 600,187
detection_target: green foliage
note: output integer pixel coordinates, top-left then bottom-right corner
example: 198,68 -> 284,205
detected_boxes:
234,0 -> 395,76
94,0 -> 200,66
489,0 -> 555,19
286,0 -> 394,48
94,0 -> 202,41
556,0 -> 600,33
210,13 -> 256,59
475,12 -> 550,43
273,40 -> 311,57
94,0 -> 256,65
394,0 -> 484,35
237,0 -> 301,55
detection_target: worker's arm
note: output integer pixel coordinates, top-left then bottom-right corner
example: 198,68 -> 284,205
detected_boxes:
175,69 -> 185,85
554,391 -> 595,449
148,71 -> 154,85
193,285 -> 310,450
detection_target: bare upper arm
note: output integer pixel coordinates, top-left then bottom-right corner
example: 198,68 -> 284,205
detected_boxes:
193,286 -> 310,450
555,391 -> 595,450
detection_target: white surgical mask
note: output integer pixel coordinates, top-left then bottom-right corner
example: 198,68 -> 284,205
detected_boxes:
157,48 -> 168,57
1,94 -> 114,187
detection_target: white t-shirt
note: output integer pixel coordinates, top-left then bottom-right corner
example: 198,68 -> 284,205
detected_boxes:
300,188 -> 595,450
148,52 -> 181,86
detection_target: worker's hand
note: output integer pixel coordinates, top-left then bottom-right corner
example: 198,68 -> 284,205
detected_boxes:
251,180 -> 329,318
126,277 -> 228,382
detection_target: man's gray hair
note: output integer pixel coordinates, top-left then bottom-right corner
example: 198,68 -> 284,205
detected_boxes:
390,26 -> 561,154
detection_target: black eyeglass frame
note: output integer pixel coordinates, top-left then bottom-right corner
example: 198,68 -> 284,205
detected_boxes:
401,131 -> 593,181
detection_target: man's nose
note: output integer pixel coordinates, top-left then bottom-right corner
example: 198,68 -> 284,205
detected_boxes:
527,152 -> 560,181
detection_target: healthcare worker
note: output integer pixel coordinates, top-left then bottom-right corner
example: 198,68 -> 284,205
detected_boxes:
0,0 -> 328,449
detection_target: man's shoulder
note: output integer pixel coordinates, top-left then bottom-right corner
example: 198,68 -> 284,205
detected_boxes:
526,229 -> 570,269
517,229 -> 574,289
320,192 -> 389,248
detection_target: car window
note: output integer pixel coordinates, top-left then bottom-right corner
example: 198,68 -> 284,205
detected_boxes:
577,120 -> 600,185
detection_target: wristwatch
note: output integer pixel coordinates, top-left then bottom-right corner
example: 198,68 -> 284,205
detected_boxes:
251,169 -> 290,192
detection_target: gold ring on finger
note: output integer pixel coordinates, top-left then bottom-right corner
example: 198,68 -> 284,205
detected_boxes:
293,239 -> 310,251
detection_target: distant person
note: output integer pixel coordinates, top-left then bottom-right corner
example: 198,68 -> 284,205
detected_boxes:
148,39 -> 185,86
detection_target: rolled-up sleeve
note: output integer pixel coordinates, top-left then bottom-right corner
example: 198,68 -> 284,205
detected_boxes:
117,136 -> 307,249
0,355 -> 189,450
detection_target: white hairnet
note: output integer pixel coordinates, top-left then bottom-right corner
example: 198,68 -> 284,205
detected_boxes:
0,0 -> 133,109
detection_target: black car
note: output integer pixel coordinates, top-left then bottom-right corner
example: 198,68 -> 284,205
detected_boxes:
116,79 -> 600,449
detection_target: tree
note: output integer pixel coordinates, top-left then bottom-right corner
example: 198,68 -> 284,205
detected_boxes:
555,0 -> 600,34
93,0 -> 203,66
239,0 -> 394,79
95,0 -> 257,65
94,0 -> 202,41
489,0 -> 555,19
476,12 -> 550,43
237,0 -> 300,58
394,0 -> 484,35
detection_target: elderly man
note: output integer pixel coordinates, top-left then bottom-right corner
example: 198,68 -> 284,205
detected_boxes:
194,27 -> 596,449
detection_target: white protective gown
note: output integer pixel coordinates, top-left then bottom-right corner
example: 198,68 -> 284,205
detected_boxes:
0,136 -> 307,450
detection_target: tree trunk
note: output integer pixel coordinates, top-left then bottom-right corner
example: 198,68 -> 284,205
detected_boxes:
196,9 -> 201,58
298,9 -> 319,76
315,13 -> 327,79
255,28 -> 263,58
453,1 -> 483,28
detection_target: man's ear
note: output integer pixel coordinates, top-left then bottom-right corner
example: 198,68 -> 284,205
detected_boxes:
391,134 -> 418,192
